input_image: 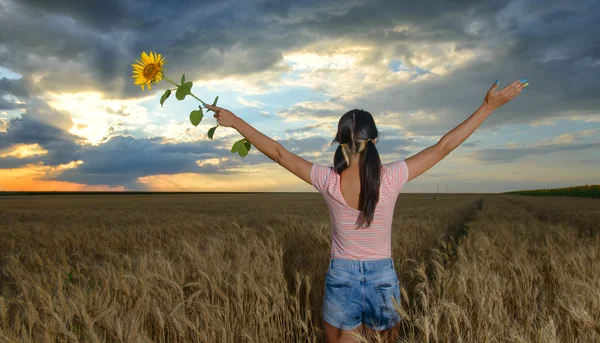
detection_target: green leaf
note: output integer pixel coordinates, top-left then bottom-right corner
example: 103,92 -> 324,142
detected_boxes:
160,89 -> 171,107
237,142 -> 248,158
190,109 -> 203,126
181,74 -> 185,85
208,126 -> 217,140
231,139 -> 249,158
175,81 -> 193,100
243,139 -> 251,152
213,96 -> 219,106
175,86 -> 186,100
231,140 -> 240,153
67,272 -> 73,283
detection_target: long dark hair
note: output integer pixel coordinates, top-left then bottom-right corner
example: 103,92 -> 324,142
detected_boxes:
332,109 -> 381,229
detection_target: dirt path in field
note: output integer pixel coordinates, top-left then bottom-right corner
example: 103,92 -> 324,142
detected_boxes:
422,197 -> 487,287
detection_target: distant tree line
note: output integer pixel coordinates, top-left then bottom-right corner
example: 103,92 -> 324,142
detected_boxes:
504,185 -> 600,198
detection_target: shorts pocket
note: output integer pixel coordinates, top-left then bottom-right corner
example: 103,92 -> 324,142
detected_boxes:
324,281 -> 352,313
375,281 -> 401,313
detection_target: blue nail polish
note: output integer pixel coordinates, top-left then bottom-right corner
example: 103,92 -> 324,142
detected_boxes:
495,80 -> 499,84
522,89 -> 526,93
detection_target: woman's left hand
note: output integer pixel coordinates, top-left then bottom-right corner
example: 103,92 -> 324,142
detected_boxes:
204,104 -> 238,128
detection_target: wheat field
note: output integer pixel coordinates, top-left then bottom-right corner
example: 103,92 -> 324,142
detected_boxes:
0,193 -> 598,342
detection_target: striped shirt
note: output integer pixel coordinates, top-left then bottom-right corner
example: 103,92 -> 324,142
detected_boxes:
311,160 -> 409,260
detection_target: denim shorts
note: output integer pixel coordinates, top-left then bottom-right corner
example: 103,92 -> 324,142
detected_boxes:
322,257 -> 402,331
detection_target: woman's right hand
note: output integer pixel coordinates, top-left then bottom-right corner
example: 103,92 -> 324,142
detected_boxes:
482,79 -> 528,111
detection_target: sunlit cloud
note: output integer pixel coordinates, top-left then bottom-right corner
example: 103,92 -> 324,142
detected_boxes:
196,157 -> 229,167
236,97 -> 265,108
44,91 -> 155,145
0,143 -> 48,158
277,40 -> 485,102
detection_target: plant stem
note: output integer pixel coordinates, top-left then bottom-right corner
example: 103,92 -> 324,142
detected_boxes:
162,75 -> 208,105
162,74 -> 218,126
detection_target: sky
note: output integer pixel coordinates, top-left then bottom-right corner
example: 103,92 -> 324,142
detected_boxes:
0,0 -> 599,193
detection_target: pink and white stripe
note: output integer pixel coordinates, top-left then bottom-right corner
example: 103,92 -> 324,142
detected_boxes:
311,160 -> 409,260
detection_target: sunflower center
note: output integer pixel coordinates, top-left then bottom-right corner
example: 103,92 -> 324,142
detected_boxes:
143,63 -> 159,79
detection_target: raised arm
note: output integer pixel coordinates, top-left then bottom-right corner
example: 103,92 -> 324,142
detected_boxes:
203,103 -> 313,185
405,79 -> 528,182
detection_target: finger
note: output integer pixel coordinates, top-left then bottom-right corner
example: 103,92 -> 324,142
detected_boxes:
499,80 -> 522,95
488,80 -> 499,93
504,79 -> 521,91
204,103 -> 222,111
507,84 -> 526,99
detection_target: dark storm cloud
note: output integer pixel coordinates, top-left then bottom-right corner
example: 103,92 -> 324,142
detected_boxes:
0,77 -> 29,110
48,135 -> 212,185
2,0 -> 598,121
0,0 -> 500,101
0,97 -> 83,169
16,0 -> 146,31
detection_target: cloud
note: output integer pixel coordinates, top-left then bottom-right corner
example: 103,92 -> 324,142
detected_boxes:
0,98 -> 83,168
46,135 -> 226,188
468,128 -> 600,163
1,0 -> 599,191
284,123 -> 327,134
2,0 -> 599,128
0,77 -> 29,110
236,97 -> 265,108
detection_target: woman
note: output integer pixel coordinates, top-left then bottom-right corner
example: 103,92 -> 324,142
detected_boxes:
204,78 -> 528,342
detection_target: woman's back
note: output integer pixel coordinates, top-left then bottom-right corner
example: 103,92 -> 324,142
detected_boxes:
311,159 -> 409,260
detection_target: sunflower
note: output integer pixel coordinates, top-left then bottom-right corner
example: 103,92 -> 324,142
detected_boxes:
132,51 -> 167,91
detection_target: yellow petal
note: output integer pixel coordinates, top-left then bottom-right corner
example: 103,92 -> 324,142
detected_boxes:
141,51 -> 150,64
148,83 -> 152,90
